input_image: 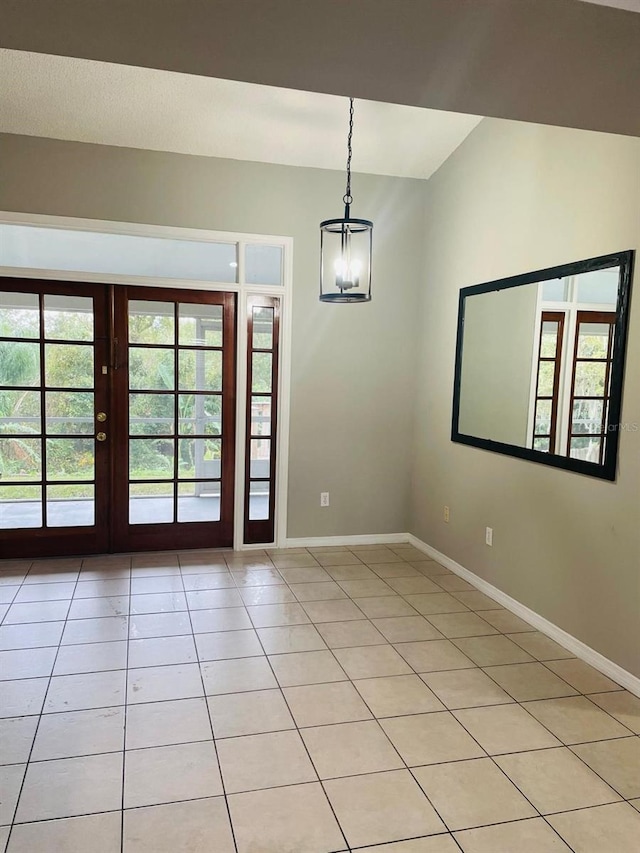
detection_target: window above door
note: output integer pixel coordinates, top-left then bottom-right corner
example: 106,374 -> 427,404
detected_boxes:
0,218 -> 286,291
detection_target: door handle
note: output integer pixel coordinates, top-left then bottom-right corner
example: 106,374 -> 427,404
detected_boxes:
97,412 -> 107,422
96,432 -> 107,442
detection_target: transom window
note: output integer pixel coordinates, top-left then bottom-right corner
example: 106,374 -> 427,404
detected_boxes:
0,223 -> 284,287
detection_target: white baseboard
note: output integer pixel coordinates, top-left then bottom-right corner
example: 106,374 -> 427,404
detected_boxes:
285,532 -> 410,549
407,534 -> 640,699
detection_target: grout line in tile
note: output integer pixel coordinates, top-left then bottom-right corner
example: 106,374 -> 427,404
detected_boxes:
176,554 -> 240,853
444,702 -> 626,850
0,639 -> 632,707
563,736 -> 640,802
10,806 -> 121,828
4,725 -> 636,770
3,560 -> 82,849
346,830 -> 463,852
447,710 -> 589,853
480,659 -> 636,736
244,600 -> 351,851
118,555 -> 133,853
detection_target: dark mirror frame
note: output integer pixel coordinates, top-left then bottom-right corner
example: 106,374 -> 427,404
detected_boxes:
451,250 -> 635,481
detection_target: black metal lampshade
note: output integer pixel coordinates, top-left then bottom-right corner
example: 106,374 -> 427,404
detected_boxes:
320,98 -> 373,304
320,213 -> 373,303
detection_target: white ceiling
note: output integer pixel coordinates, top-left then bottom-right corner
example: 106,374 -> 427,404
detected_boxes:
0,49 -> 482,181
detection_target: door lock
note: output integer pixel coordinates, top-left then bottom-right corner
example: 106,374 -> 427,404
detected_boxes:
96,432 -> 107,442
97,412 -> 107,422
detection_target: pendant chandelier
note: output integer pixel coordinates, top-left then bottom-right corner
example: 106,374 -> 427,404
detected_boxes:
320,97 -> 373,303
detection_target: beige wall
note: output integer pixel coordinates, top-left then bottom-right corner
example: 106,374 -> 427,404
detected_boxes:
458,283 -> 538,446
0,133 -> 424,539
411,119 -> 640,676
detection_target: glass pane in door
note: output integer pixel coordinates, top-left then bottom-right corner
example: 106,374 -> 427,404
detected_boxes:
178,481 -> 221,522
1,390 -> 41,433
574,362 -> 607,397
46,438 -> 95,480
44,295 -> 94,341
129,439 -> 175,480
0,485 -> 42,529
178,438 -> 221,479
0,342 -> 40,386
129,300 -> 175,345
178,395 -> 221,435
576,323 -> 613,359
536,361 -> 555,397
46,392 -> 94,434
178,350 -> 222,391
0,291 -> 40,336
571,399 -> 604,434
129,393 -> 174,435
252,307 -> 274,349
178,303 -> 223,347
539,321 -> 559,357
248,482 -> 270,521
47,484 -> 95,527
0,438 -> 41,480
129,348 -> 175,390
44,344 -> 94,387
130,482 -> 174,525
250,397 -> 271,436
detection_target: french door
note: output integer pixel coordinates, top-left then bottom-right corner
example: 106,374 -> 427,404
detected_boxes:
112,286 -> 235,552
1,280 -> 110,557
0,279 -> 236,558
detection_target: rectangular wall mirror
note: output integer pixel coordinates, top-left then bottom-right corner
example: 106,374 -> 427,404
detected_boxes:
451,251 -> 634,480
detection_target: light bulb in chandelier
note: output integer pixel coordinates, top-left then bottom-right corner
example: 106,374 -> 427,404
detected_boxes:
334,234 -> 363,291
320,97 -> 373,303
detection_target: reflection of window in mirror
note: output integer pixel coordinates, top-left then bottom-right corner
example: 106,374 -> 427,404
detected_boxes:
452,250 -> 633,481
527,268 -> 618,463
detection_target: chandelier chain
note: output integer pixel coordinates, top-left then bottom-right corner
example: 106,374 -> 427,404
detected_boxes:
343,97 -> 354,207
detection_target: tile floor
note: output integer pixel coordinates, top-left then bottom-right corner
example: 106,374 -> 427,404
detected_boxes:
1,543 -> 639,852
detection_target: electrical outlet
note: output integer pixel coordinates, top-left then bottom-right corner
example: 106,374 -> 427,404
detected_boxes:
320,492 -> 330,507
443,505 -> 450,523
485,526 -> 493,546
